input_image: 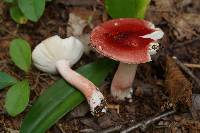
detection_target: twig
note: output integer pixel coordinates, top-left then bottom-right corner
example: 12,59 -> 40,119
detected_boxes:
97,110 -> 175,133
172,56 -> 200,88
56,124 -> 65,133
32,72 -> 41,91
80,128 -> 95,133
97,125 -> 122,133
121,110 -> 176,133
0,26 -> 18,37
184,63 -> 200,69
39,75 -> 52,85
173,37 -> 200,48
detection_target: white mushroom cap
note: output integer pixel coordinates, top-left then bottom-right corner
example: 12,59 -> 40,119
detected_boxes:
32,35 -> 84,74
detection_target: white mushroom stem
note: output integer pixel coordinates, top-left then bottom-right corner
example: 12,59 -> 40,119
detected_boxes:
111,63 -> 138,100
56,59 -> 106,116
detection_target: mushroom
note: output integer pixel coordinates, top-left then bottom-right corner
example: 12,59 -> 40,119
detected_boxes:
90,18 -> 164,100
32,35 -> 106,116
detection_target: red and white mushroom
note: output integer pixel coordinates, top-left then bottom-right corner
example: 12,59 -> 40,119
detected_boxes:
90,18 -> 164,100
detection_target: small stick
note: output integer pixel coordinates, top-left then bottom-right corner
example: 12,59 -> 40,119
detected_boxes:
172,56 -> 200,87
121,110 -> 176,133
97,125 -> 122,133
80,128 -> 95,133
184,63 -> 200,69
173,37 -> 200,48
97,110 -> 175,133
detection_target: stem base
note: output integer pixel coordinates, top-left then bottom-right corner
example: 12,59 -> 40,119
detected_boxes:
111,63 -> 137,100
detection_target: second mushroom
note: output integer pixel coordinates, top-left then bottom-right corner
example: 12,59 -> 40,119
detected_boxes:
90,18 -> 164,100
32,35 -> 106,116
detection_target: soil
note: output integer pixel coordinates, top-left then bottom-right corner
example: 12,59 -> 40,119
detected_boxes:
0,0 -> 200,132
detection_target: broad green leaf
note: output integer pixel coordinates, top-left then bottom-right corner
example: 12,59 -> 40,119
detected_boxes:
0,71 -> 17,90
20,59 -> 116,133
18,0 -> 45,22
10,6 -> 28,24
9,38 -> 32,72
5,80 -> 30,117
105,0 -> 150,19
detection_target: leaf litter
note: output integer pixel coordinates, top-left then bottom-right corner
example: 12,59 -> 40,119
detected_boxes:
0,0 -> 200,132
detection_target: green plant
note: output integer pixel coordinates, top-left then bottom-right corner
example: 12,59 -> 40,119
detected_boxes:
0,38 -> 31,116
3,0 -> 46,23
0,72 -> 17,90
5,80 -> 30,116
105,0 -> 150,19
9,38 -> 32,72
9,6 -> 27,24
20,59 -> 116,133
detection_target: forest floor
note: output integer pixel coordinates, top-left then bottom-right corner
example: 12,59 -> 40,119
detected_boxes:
0,0 -> 200,132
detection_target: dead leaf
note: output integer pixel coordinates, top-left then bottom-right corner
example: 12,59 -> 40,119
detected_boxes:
174,116 -> 200,130
170,16 -> 196,40
182,13 -> 200,31
153,0 -> 175,12
165,56 -> 192,109
67,11 -> 88,36
67,7 -> 101,54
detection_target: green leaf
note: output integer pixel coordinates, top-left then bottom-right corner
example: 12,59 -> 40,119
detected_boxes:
18,0 -> 45,22
10,6 -> 28,24
20,59 -> 116,133
105,0 -> 150,19
5,80 -> 30,117
0,71 -> 17,90
9,38 -> 32,72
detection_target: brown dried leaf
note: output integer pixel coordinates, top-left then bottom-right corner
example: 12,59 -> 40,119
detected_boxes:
170,16 -> 196,41
162,12 -> 200,41
67,7 -> 102,35
67,8 -> 101,54
67,9 -> 89,36
182,13 -> 200,31
174,116 -> 200,130
153,0 -> 175,12
165,56 -> 192,108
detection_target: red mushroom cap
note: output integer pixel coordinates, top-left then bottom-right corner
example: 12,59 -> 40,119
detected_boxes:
90,18 -> 164,64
